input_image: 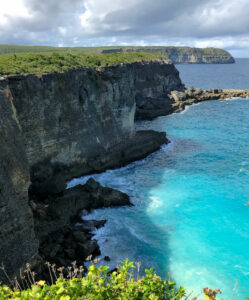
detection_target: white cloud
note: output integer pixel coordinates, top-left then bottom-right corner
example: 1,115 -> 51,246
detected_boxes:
58,27 -> 67,36
0,0 -> 248,56
0,0 -> 30,25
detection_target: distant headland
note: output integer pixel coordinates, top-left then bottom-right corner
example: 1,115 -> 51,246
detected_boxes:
0,44 -> 235,64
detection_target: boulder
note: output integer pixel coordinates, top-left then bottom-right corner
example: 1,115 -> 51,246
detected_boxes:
76,240 -> 100,260
83,178 -> 132,208
194,88 -> 203,95
170,90 -> 187,101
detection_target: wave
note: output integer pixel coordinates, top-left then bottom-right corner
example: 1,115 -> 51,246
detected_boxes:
67,141 -> 174,189
179,102 -> 202,114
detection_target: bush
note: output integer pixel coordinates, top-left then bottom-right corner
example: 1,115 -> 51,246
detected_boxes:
0,259 -> 185,299
0,52 -> 166,75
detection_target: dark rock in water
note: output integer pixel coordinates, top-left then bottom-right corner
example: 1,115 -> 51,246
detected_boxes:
32,179 -> 131,276
34,179 -> 131,241
77,219 -> 107,232
104,256 -> 111,262
73,230 -> 88,243
76,240 -> 100,260
83,178 -> 131,208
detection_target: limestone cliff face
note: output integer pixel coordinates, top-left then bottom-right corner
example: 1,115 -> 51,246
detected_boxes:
166,50 -> 235,64
0,81 -> 38,283
3,60 -> 182,192
155,47 -> 235,64
102,47 -> 235,64
0,59 -> 182,280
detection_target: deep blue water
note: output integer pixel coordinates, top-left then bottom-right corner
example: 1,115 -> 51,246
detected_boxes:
68,62 -> 249,299
176,58 -> 249,89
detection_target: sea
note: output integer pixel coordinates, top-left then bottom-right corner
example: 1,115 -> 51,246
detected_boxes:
68,58 -> 249,299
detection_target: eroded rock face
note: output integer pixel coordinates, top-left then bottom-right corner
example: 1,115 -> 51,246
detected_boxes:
104,47 -> 235,64
2,60 -> 176,196
0,60 -> 177,282
34,178 -> 132,241
135,61 -> 184,120
33,178 -> 132,278
0,81 -> 38,284
136,87 -> 249,120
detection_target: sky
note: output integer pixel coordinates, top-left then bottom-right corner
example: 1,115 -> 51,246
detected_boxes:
0,0 -> 248,57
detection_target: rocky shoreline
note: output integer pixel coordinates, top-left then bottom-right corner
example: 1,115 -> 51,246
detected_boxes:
170,87 -> 249,113
80,87 -> 249,273
29,130 -> 169,281
1,57 -> 247,285
30,178 -> 132,282
136,87 -> 249,120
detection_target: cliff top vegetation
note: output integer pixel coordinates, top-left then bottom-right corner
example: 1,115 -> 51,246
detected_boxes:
0,44 -> 232,57
0,52 -> 166,75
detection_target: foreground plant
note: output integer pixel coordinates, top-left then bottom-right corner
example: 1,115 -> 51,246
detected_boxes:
0,259 -> 184,299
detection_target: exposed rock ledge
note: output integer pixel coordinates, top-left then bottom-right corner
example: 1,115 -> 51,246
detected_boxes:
30,178 -> 131,281
136,88 -> 249,120
170,88 -> 249,112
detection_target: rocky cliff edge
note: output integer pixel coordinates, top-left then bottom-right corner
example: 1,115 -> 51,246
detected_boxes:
0,59 -> 183,282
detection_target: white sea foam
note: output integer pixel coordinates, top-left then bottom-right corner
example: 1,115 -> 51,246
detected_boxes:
147,196 -> 163,211
179,102 -> 202,114
179,105 -> 191,114
67,141 -> 173,189
161,141 -> 174,151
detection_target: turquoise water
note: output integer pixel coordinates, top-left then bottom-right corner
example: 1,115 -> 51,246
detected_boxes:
68,98 -> 249,299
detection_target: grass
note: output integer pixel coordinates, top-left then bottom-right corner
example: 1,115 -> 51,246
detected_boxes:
0,52 -> 166,75
0,44 -> 231,58
0,45 -> 232,58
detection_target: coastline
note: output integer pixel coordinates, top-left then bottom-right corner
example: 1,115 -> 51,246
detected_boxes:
1,56 -> 248,287
81,92 -> 249,270
79,96 -> 249,298
136,88 -> 249,120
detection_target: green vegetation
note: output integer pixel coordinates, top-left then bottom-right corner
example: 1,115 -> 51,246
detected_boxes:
0,260 -> 185,299
0,44 -> 232,58
0,52 -> 165,75
0,45 -> 234,72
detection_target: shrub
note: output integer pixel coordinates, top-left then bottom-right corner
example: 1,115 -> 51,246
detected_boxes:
0,259 -> 185,299
0,52 -> 166,75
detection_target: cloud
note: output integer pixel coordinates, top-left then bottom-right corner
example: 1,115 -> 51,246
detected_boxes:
0,0 -> 248,56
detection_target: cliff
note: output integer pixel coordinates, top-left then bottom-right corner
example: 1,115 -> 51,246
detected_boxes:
0,81 -> 38,282
136,86 -> 249,120
103,47 -> 235,64
159,47 -> 235,64
4,59 -> 181,197
0,58 -> 183,282
0,44 -> 235,64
